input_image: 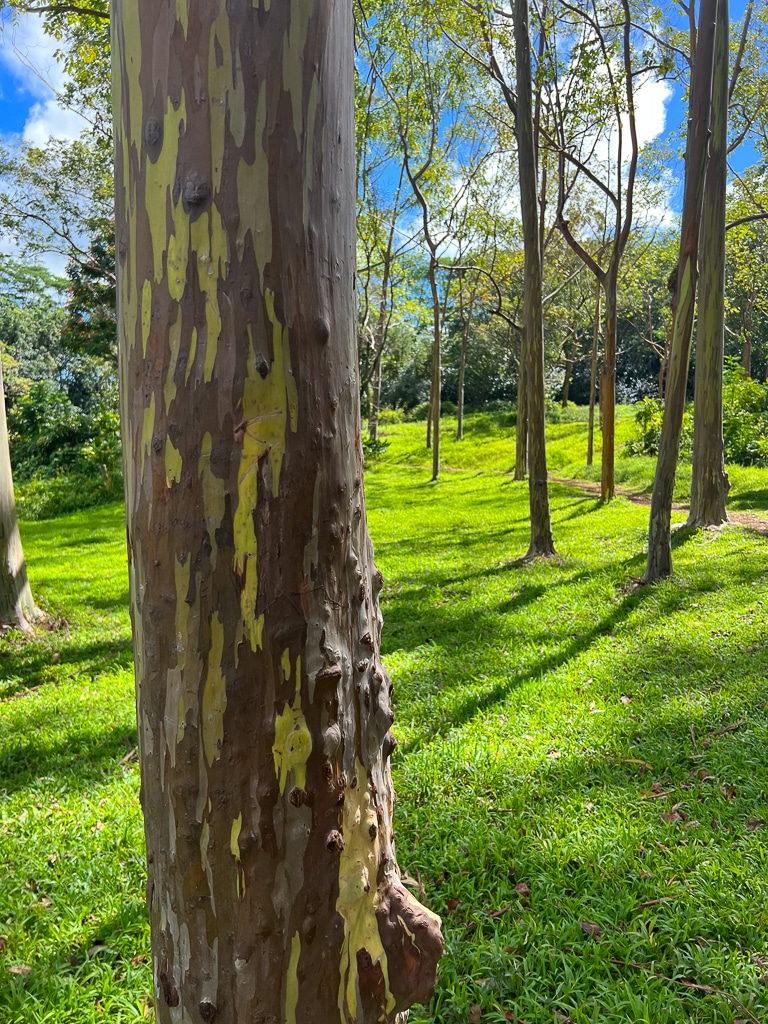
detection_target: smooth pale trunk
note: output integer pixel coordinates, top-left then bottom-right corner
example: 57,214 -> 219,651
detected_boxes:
112,3 -> 442,1022
514,0 -> 555,557
644,0 -> 717,582
688,0 -> 730,528
0,361 -> 40,632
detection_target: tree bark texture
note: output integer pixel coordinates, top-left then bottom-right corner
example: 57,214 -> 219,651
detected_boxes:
514,338 -> 528,480
587,280 -> 600,467
644,0 -> 717,582
601,266 -> 619,502
0,361 -> 40,632
514,0 -> 555,557
688,0 -> 730,528
112,4 -> 443,1022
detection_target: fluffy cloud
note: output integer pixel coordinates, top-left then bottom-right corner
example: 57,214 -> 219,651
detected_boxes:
0,12 -> 87,142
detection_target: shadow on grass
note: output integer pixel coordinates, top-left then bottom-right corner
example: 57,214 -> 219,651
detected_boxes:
0,719 -> 138,795
728,487 -> 768,513
0,637 -> 133,702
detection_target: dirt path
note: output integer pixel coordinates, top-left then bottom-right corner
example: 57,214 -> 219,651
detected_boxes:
549,475 -> 768,537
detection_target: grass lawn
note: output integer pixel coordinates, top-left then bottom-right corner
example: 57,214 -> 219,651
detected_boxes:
2,412 -> 768,1022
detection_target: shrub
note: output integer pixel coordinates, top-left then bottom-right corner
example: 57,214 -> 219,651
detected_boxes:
15,472 -> 123,521
625,397 -> 693,458
722,367 -> 768,466
361,436 -> 390,465
377,408 -> 404,425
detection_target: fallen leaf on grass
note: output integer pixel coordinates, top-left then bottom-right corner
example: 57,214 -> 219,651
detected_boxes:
747,818 -> 764,831
620,695 -> 632,704
720,783 -> 736,800
501,1011 -> 527,1023
697,769 -> 715,781
131,955 -> 147,967
469,1004 -> 482,1024
661,803 -> 686,824
514,883 -> 530,899
580,920 -> 602,938
446,899 -> 459,911
623,757 -> 653,770
8,965 -> 32,975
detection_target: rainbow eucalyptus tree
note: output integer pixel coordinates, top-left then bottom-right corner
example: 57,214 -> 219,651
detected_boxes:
112,2 -> 443,1021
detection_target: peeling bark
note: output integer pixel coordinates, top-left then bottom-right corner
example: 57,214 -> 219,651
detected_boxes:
0,361 -> 40,633
112,3 -> 443,1021
689,0 -> 730,529
644,0 -> 717,582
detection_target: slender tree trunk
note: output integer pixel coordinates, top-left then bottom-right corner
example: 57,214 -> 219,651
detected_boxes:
587,281 -> 600,467
0,362 -> 40,632
369,353 -> 383,442
427,260 -> 441,480
688,0 -> 730,528
645,0 -> 717,582
742,335 -> 751,377
514,0 -> 555,557
514,336 -> 529,480
112,5 -> 443,1022
457,326 -> 468,441
602,266 -> 618,501
561,354 -> 571,407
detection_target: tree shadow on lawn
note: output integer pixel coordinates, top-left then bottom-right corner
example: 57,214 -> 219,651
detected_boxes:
0,637 -> 134,702
0,718 -> 138,796
394,552 -> 766,755
728,487 -> 768,513
0,898 -> 150,1015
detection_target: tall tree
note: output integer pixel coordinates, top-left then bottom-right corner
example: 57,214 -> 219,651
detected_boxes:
514,0 -> 556,557
644,0 -> 718,582
688,0 -> 730,528
0,358 -> 40,632
113,3 -> 442,1022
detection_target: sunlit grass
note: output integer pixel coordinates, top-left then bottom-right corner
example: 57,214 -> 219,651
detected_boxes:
2,414 -> 767,1022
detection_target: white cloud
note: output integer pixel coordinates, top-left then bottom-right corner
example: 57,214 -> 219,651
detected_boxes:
0,11 -> 87,142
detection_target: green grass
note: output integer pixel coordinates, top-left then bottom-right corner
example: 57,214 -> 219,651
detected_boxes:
2,414 -> 768,1022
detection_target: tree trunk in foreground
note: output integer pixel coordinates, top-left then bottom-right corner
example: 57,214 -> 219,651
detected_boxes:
0,362 -> 40,632
601,263 -> 619,501
514,0 -> 555,558
688,0 -> 730,528
644,0 -> 717,582
112,4 -> 443,1022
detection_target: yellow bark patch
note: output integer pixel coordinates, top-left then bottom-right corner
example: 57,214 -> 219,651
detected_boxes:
285,931 -> 301,1024
200,818 -> 210,871
164,316 -> 182,413
145,92 -> 188,285
202,612 -> 227,765
141,278 -> 153,358
185,327 -> 198,385
283,0 -> 312,144
190,209 -> 228,383
236,85 -> 271,272
230,813 -> 242,861
272,656 -> 311,793
140,393 -> 157,481
175,0 -> 188,35
336,761 -> 397,1020
165,437 -> 183,487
